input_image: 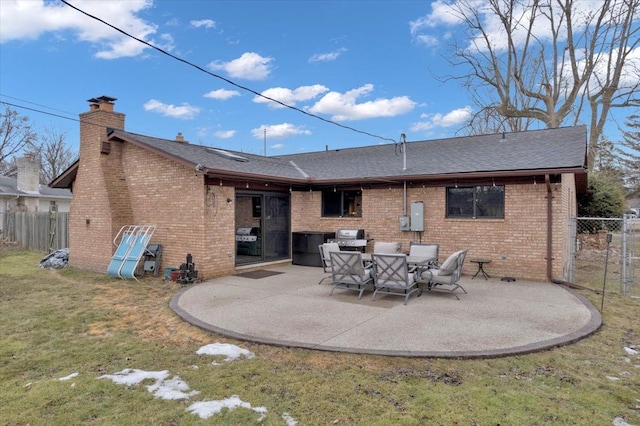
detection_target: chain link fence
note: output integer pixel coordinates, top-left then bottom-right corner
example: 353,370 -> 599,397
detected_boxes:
569,216 -> 638,298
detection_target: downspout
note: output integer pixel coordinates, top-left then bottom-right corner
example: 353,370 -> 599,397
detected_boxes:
401,133 -> 407,216
403,181 -> 407,216
545,175 -> 582,289
545,175 -> 599,292
546,175 -> 553,281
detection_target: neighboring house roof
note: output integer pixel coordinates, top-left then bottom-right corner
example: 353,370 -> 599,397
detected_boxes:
0,175 -> 72,200
51,125 -> 588,190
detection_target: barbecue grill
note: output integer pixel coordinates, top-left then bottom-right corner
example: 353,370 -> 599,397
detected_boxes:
328,229 -> 368,252
236,227 -> 261,256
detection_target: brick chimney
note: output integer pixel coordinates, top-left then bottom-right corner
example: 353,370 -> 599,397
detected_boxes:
16,154 -> 40,194
175,132 -> 188,143
71,95 -> 129,273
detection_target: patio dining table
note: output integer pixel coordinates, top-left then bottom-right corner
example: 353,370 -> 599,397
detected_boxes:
361,253 -> 435,269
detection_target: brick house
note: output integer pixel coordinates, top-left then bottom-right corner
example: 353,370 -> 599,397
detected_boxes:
51,96 -> 587,282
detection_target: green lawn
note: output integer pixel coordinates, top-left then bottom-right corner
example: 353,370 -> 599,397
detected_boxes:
1,249 -> 638,425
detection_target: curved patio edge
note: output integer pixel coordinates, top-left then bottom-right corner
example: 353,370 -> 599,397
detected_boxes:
169,279 -> 602,359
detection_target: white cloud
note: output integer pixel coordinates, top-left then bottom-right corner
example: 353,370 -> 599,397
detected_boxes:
204,89 -> 241,100
308,84 -> 416,121
410,106 -> 472,132
191,19 -> 216,29
409,0 -> 463,34
309,48 -> 348,63
253,85 -> 329,108
208,52 -> 274,81
413,34 -> 439,47
0,0 -> 162,59
214,130 -> 236,139
251,123 -> 311,140
143,99 -> 200,120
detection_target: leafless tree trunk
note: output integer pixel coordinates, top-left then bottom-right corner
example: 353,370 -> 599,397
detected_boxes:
0,106 -> 37,174
438,0 -> 640,169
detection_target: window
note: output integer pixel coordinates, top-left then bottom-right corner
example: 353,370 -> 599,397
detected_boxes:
322,190 -> 362,217
446,185 -> 504,219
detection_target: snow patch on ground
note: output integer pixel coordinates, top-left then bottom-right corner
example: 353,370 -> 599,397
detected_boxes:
90,342 -> 297,424
185,395 -> 267,420
98,369 -> 199,400
57,372 -> 78,381
196,342 -> 255,363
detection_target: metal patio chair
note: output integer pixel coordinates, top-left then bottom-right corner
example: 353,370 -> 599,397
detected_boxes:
329,251 -> 374,299
417,250 -> 468,300
408,242 -> 439,271
371,253 -> 422,305
373,241 -> 402,254
318,242 -> 340,284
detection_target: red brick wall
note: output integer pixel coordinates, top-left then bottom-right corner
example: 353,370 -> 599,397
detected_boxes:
119,145 -> 236,278
69,104 -> 237,278
292,180 -> 575,281
70,104 -> 576,282
69,107 -> 126,272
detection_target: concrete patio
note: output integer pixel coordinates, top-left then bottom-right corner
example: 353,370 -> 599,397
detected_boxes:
169,265 -> 602,358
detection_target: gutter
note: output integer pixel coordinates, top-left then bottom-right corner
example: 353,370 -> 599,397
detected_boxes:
546,175 -> 553,281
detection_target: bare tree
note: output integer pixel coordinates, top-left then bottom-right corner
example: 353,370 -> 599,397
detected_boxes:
32,126 -> 76,184
436,0 -> 640,169
0,106 -> 37,175
619,114 -> 640,197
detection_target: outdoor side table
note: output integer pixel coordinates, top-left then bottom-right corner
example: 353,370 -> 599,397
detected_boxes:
470,259 -> 491,279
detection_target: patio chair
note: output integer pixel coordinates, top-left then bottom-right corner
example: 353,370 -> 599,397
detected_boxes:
373,241 -> 402,254
318,243 -> 340,284
417,250 -> 468,300
329,251 -> 374,299
371,253 -> 422,305
408,242 -> 439,271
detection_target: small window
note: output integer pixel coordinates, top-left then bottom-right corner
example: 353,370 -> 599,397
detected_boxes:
446,185 -> 504,219
322,190 -> 362,217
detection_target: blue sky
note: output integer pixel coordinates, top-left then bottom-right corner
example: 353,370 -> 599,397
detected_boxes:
0,0 -> 636,157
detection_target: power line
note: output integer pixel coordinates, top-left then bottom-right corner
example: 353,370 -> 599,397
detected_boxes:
0,100 -> 80,124
58,0 -> 398,144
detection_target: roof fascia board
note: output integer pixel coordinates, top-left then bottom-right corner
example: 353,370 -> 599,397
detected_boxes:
49,159 -> 79,189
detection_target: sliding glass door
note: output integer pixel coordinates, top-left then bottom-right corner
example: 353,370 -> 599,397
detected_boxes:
235,191 -> 290,265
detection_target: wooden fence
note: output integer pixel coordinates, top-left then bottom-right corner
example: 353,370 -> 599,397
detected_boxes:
1,211 -> 69,253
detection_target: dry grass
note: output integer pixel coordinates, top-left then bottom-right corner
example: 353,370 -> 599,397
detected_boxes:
1,248 -> 639,425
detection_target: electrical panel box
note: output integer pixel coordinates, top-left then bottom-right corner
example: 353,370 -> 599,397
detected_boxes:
399,216 -> 411,231
410,201 -> 424,231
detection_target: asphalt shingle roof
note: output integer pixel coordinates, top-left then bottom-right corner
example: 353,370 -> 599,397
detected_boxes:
0,175 -> 72,198
108,125 -> 587,184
